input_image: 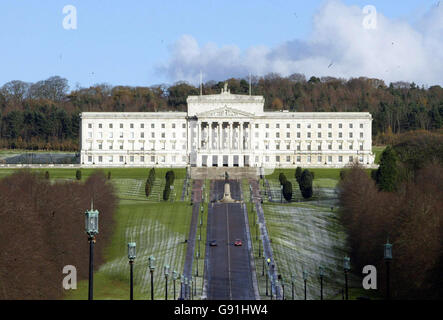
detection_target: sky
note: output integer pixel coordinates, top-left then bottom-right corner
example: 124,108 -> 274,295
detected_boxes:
0,0 -> 442,89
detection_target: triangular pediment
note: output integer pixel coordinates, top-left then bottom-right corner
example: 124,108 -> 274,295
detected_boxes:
196,106 -> 254,118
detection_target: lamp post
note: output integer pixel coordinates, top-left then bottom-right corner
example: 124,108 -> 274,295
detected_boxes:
281,277 -> 285,300
184,277 -> 189,300
270,279 -> 274,300
180,274 -> 184,300
172,271 -> 177,300
265,257 -> 270,296
343,256 -> 350,300
384,239 -> 393,300
190,278 -> 194,300
291,275 -> 295,300
164,265 -> 170,300
149,255 -> 156,300
128,242 -> 136,300
319,266 -> 325,300
195,251 -> 199,276
259,234 -> 262,257
280,184 -> 283,203
303,270 -> 308,300
85,203 -> 99,301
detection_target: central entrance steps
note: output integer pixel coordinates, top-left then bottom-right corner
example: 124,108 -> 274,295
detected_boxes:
190,167 -> 260,180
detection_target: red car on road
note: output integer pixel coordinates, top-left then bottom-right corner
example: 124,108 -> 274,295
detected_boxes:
234,239 -> 243,246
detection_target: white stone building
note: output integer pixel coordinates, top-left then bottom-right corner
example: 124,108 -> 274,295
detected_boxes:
80,85 -> 374,168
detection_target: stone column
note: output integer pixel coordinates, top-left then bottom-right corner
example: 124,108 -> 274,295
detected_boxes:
239,122 -> 243,151
218,122 -> 221,150
208,122 -> 212,151
228,122 -> 232,151
197,121 -> 201,150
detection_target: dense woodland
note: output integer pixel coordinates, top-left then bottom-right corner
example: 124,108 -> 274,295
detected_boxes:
0,74 -> 442,150
0,171 -> 117,299
338,131 -> 443,299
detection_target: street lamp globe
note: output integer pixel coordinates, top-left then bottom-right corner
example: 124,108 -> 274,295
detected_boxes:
303,270 -> 308,281
127,242 -> 136,261
319,265 -> 325,277
384,240 -> 393,260
173,270 -> 178,280
164,265 -> 170,276
343,256 -> 351,272
85,207 -> 99,237
149,255 -> 156,271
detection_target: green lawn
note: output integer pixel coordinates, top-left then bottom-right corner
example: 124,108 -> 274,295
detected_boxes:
372,146 -> 386,164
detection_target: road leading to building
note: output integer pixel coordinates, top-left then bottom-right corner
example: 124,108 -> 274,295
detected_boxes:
204,180 -> 256,300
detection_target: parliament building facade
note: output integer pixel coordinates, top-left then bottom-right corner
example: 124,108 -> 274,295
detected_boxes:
80,85 -> 375,168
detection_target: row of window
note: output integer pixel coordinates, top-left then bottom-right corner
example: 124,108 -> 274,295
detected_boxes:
90,141 -> 187,151
87,155 -> 188,163
87,122 -> 186,129
260,131 -> 364,139
259,123 -> 365,129
268,155 -> 363,163
87,131 -> 187,139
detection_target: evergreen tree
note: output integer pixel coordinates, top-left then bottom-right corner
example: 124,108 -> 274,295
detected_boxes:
376,146 -> 399,192
299,169 -> 313,199
75,169 -> 82,180
282,180 -> 293,201
295,167 -> 303,183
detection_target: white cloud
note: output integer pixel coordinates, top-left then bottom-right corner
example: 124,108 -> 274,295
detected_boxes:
157,1 -> 443,86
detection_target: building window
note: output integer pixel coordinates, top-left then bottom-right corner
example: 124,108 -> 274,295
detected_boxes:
265,156 -> 269,162
349,144 -> 353,150
276,143 -> 280,150
88,132 -> 92,138
297,156 -> 301,163
140,156 -> 144,162
318,156 -> 322,163
286,143 -> 291,150
286,156 -> 291,162
339,123 -> 342,129
130,132 -> 135,139
276,124 -> 280,129
141,132 -> 144,138
130,156 -> 134,162
339,144 -> 343,150
120,132 -> 123,138
307,156 -> 311,163
265,132 -> 269,138
360,132 -> 364,138
349,132 -> 353,138
98,143 -> 102,150
109,132 -> 113,139
140,123 -> 144,129
297,132 -> 301,138
172,123 -> 176,129
88,156 -> 92,162
172,132 -> 176,138
297,144 -> 301,151
286,132 -> 290,138
130,123 -> 134,129
318,123 -> 321,129
265,124 -> 269,129
108,123 -> 112,129
120,143 -> 123,150
297,123 -> 301,129
98,156 -> 103,162
328,132 -> 332,138
360,143 -> 364,151
307,123 -> 311,129
151,156 -> 155,162
286,123 -> 290,129
276,156 -> 280,162
276,132 -> 280,138
161,133 -> 165,138
108,156 -> 113,163
328,143 -> 332,150
307,143 -> 311,151
151,123 -> 155,128
339,156 -> 343,162
328,156 -> 332,163
307,132 -> 311,138
349,156 -> 353,163
98,123 -> 102,128
109,144 -> 113,150
360,123 -> 364,129
120,123 -> 123,128
339,132 -> 343,138
255,124 -> 259,128
98,132 -> 103,139
328,123 -> 332,129
349,123 -> 353,128
88,123 -> 92,128
318,144 -> 321,151
182,123 -> 186,128
318,132 -> 321,138
151,132 -> 155,138
161,123 -> 165,129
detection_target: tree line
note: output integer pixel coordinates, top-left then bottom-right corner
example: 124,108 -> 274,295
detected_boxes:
0,74 -> 442,150
0,170 -> 117,299
338,131 -> 443,299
